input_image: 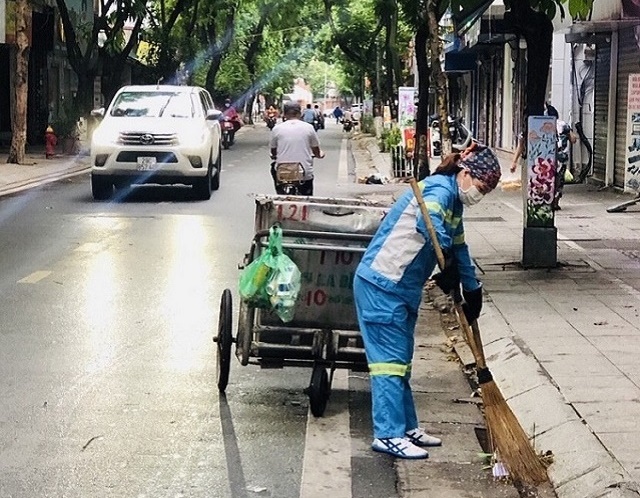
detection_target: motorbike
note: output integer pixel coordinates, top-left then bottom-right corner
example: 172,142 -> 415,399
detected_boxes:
429,116 -> 472,156
221,117 -> 236,149
265,115 -> 277,130
342,119 -> 354,132
271,161 -> 306,195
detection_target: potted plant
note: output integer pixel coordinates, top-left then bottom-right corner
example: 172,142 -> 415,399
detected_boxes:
51,100 -> 81,155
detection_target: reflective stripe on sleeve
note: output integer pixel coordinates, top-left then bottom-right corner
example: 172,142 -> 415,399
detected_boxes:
424,201 -> 453,224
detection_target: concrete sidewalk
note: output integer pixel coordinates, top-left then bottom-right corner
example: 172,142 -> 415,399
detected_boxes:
350,135 -> 640,497
0,150 -> 90,197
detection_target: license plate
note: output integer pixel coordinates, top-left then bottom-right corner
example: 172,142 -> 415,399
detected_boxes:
137,157 -> 157,171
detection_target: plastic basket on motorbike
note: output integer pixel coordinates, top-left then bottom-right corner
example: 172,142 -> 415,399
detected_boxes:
274,162 -> 305,183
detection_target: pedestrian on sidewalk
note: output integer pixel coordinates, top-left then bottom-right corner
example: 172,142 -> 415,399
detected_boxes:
353,145 -> 501,460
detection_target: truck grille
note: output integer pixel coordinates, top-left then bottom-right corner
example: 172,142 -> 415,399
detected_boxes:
119,132 -> 177,146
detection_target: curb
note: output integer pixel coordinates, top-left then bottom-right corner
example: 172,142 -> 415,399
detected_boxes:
470,298 -> 639,498
0,160 -> 90,198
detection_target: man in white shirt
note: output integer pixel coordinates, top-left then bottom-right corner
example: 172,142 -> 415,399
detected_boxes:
269,102 -> 324,195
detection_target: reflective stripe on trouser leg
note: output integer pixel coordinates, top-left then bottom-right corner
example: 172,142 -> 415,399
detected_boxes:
354,276 -> 419,439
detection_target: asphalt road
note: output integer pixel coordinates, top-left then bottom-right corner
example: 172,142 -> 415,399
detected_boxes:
0,122 -> 397,497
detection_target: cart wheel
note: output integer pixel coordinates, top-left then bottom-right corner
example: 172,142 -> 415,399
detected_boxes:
308,364 -> 330,417
236,303 -> 252,366
215,289 -> 233,393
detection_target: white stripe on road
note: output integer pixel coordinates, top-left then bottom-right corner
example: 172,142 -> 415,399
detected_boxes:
300,368 -> 351,498
17,271 -> 52,284
337,139 -> 349,185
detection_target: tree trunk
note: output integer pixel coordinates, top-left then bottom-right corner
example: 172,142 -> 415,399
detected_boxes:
505,0 -> 554,118
7,0 -> 31,165
414,21 -> 431,179
426,0 -> 451,156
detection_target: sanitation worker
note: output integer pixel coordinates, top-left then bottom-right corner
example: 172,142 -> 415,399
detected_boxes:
353,144 -> 502,459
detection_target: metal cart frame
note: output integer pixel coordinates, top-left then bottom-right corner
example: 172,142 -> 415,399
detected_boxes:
213,195 -> 389,416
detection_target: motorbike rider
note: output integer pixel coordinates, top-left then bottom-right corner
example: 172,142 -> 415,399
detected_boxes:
266,105 -> 279,119
221,98 -> 242,135
314,104 -> 324,129
265,105 -> 279,128
269,102 -> 325,195
302,104 -> 317,128
342,109 -> 354,130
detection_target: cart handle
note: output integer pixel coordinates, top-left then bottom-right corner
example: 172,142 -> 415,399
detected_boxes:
321,209 -> 356,217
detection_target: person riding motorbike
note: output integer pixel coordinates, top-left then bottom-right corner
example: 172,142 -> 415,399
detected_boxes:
265,105 -> 279,129
342,109 -> 354,131
302,104 -> 318,130
314,104 -> 325,129
220,98 -> 242,146
269,102 -> 325,195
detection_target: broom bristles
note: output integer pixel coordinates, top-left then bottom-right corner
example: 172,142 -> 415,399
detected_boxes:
482,381 -> 549,484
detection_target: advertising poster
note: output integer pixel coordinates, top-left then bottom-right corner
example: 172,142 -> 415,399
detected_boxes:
398,86 -> 416,128
398,86 -> 416,150
403,128 -> 416,158
625,73 -> 640,192
526,116 -> 557,227
363,99 -> 373,116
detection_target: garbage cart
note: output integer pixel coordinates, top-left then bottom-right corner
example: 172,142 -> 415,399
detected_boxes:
214,195 -> 390,416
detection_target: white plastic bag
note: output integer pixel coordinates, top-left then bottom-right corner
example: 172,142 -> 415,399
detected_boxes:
266,254 -> 301,323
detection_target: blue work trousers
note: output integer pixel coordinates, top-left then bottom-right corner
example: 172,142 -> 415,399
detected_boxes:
353,275 -> 419,439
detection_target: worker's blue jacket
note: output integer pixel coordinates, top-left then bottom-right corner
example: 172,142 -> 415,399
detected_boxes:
355,174 -> 480,310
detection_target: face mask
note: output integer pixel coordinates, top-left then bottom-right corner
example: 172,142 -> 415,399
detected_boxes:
225,103 -> 230,108
458,185 -> 484,207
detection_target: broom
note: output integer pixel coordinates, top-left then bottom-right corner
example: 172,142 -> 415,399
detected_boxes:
409,178 -> 548,485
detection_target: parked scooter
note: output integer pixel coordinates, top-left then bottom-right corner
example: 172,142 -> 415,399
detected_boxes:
429,116 -> 472,156
342,118 -> 354,132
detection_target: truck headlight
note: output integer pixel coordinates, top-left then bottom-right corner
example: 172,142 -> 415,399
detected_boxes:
179,129 -> 207,147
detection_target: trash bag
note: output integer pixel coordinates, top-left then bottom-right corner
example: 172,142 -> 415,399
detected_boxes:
239,226 -> 283,308
239,225 -> 302,322
564,168 -> 574,183
267,253 -> 301,323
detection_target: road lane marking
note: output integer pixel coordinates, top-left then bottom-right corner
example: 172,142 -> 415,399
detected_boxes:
17,271 -> 52,284
300,368 -> 351,498
337,139 -> 349,185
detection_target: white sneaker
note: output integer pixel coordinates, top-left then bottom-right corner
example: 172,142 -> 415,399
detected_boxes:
371,437 -> 429,459
405,428 -> 442,447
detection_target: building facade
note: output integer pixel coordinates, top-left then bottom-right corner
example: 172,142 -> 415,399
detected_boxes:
444,0 -> 640,193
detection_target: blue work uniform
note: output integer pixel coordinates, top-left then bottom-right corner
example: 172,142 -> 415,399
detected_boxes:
353,174 -> 480,440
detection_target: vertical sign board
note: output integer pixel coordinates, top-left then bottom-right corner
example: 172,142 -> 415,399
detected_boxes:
526,116 -> 557,227
0,0 -> 6,43
398,86 -> 417,156
625,73 -> 640,192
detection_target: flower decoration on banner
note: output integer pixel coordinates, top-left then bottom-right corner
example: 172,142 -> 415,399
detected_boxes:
526,116 -> 557,227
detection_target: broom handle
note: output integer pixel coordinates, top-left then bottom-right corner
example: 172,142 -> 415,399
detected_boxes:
409,178 -> 482,362
409,179 -> 446,270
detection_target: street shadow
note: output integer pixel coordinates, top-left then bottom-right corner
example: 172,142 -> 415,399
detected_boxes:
218,393 -> 249,498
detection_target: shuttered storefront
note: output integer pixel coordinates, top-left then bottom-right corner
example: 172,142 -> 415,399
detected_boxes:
475,48 -> 503,148
592,42 -> 611,184
614,28 -> 640,188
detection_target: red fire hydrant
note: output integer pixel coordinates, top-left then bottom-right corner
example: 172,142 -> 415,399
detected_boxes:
45,126 -> 57,159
